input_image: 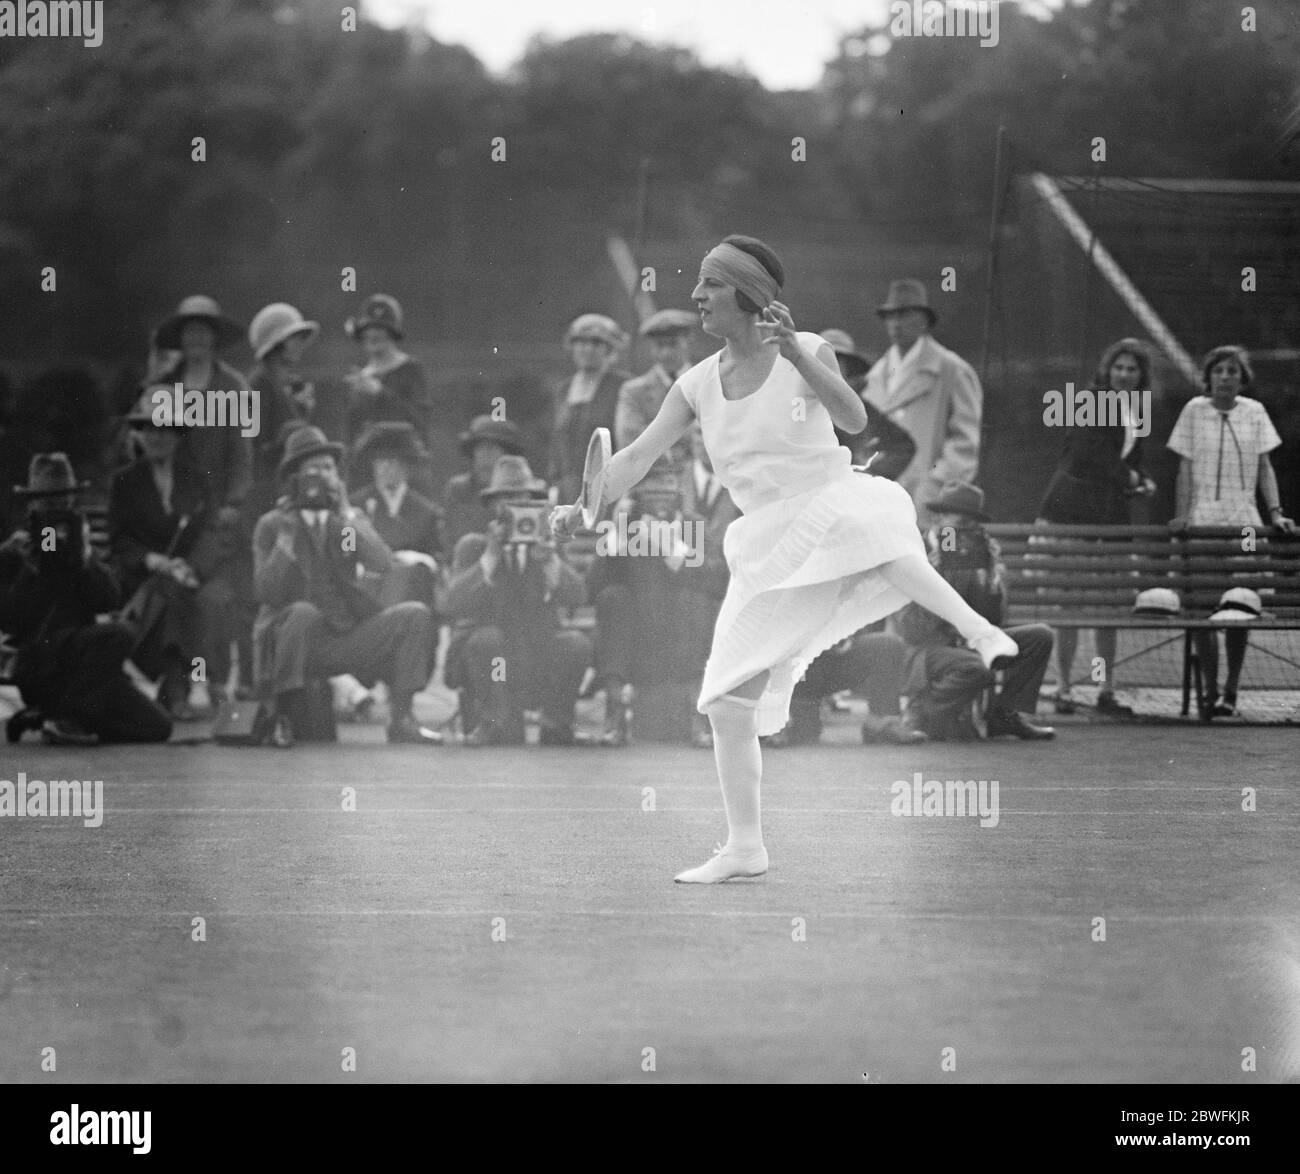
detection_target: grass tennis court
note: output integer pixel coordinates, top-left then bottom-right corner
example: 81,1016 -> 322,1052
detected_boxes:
1,709 -> 1296,1084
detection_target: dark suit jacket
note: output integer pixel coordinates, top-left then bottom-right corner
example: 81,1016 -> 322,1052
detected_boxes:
1038,421 -> 1146,524
351,484 -> 443,559
252,500 -> 395,637
547,367 -> 631,504
440,472 -> 494,551
108,455 -> 218,594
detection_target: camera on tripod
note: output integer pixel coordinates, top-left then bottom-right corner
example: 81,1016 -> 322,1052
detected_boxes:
27,506 -> 86,571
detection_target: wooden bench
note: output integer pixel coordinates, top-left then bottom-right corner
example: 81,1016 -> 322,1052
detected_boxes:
986,524 -> 1300,715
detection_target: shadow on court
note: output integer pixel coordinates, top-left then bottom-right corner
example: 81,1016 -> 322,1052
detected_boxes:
0,723 -> 1296,1083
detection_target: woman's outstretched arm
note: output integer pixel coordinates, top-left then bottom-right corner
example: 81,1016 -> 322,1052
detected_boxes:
550,383 -> 695,535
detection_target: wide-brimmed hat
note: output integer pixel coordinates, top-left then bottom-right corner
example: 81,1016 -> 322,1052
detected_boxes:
351,421 -> 429,470
345,293 -> 404,340
278,424 -> 345,479
479,455 -> 548,500
924,480 -> 989,520
876,279 -> 937,325
639,308 -> 696,338
12,452 -> 89,500
565,313 -> 625,349
458,414 -> 524,457
1208,586 -> 1263,622
819,327 -> 870,378
153,295 -> 244,351
1133,587 -> 1182,616
249,303 -> 320,361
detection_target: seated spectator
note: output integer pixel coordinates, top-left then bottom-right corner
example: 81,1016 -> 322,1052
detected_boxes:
894,482 -> 1055,741
442,415 -> 526,549
762,629 -> 927,748
1,453 -> 171,745
343,294 -> 434,460
250,425 -> 442,745
109,391 -> 228,720
350,421 -> 444,610
443,455 -> 590,746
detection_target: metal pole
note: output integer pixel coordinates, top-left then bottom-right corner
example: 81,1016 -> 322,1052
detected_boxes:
979,126 -> 1008,386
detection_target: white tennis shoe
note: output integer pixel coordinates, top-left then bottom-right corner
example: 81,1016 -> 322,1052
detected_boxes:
674,842 -> 769,884
968,627 -> 1019,671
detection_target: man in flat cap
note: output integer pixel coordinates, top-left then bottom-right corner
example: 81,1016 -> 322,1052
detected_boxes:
862,280 -> 983,527
615,308 -> 697,505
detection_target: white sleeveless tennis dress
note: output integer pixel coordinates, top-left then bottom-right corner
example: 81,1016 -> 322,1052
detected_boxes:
678,332 -> 928,735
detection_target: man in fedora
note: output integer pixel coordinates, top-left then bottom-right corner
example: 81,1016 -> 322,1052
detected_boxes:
443,455 -> 590,745
862,280 -> 984,526
548,314 -> 631,504
441,414 -> 526,549
894,481 -> 1055,740
251,425 -> 442,744
1,453 -> 172,744
615,308 -> 697,504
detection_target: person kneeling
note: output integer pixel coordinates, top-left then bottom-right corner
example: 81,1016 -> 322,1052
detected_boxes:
251,426 -> 441,744
443,456 -> 591,745
895,482 -> 1055,741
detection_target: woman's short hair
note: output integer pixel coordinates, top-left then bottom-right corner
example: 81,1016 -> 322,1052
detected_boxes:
1090,337 -> 1154,393
1201,344 -> 1253,390
721,234 -> 785,313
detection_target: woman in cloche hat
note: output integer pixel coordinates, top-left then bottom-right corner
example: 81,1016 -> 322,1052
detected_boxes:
551,233 -> 1019,884
343,293 -> 434,455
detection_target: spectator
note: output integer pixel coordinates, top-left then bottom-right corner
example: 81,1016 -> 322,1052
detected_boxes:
154,295 -> 255,702
350,420 -> 444,609
615,308 -> 697,504
443,455 -> 590,746
246,302 -> 331,519
821,326 -> 917,480
1037,338 -> 1157,716
1,453 -> 171,745
895,481 -> 1055,740
441,414 -> 525,549
108,391 -> 224,720
250,425 -> 442,745
862,280 -> 983,526
1168,345 -> 1296,718
343,294 -> 433,454
547,314 -> 631,505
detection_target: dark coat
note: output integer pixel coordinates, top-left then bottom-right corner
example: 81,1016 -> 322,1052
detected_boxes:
547,367 -> 631,504
159,358 -> 255,514
1038,421 -> 1146,524
108,455 -> 220,594
351,483 -> 443,559
346,357 -> 434,449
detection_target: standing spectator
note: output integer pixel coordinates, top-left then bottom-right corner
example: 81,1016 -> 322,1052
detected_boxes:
862,280 -> 983,526
615,308 -> 697,503
246,302 -> 331,519
1037,338 -> 1157,716
154,295 -> 254,702
343,294 -> 433,454
443,456 -> 590,746
821,327 -> 917,479
1167,345 -> 1296,718
548,314 -> 631,505
441,415 -> 526,549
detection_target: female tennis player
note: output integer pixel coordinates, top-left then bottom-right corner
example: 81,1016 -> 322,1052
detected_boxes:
551,235 -> 1019,883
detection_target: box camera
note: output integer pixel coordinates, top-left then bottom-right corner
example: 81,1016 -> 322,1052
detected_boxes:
294,468 -> 340,511
496,499 -> 549,545
27,506 -> 86,570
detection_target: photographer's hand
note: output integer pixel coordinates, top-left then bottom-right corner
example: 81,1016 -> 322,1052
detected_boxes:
274,526 -> 298,561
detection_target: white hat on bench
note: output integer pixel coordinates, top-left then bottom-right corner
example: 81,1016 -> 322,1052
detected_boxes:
1133,587 -> 1182,616
1208,587 -> 1263,622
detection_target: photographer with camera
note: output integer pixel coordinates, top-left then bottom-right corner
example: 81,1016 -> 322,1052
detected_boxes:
444,455 -> 590,745
1,453 -> 172,745
250,425 -> 442,745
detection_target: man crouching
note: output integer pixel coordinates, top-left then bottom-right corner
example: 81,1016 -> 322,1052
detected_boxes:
251,425 -> 441,744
